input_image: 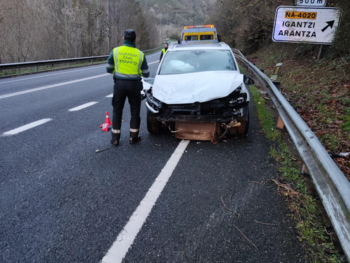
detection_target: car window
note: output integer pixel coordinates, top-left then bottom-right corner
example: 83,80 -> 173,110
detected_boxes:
185,35 -> 198,41
200,35 -> 213,40
159,50 -> 236,75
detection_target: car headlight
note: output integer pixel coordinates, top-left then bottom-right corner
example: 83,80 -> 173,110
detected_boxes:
229,99 -> 237,106
237,97 -> 245,104
146,90 -> 162,110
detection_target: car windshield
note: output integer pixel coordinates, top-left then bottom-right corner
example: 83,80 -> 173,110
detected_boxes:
159,50 -> 236,75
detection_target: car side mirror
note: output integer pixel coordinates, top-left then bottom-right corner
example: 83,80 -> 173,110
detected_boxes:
244,75 -> 254,85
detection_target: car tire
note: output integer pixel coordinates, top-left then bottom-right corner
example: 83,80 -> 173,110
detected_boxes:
147,111 -> 161,134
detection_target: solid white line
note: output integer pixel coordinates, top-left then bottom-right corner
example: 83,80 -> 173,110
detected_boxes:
147,61 -> 159,65
3,119 -> 52,136
0,74 -> 109,100
101,140 -> 190,263
69,101 -> 98,112
106,94 -> 113,98
0,65 -> 106,85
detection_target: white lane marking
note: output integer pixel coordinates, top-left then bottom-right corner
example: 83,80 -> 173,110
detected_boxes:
106,94 -> 113,98
0,74 -> 109,100
69,102 -> 98,112
147,61 -> 159,65
0,65 -> 106,85
101,140 -> 190,263
2,119 -> 52,136
0,53 -> 158,85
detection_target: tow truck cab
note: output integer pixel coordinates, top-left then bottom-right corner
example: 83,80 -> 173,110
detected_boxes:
181,25 -> 218,44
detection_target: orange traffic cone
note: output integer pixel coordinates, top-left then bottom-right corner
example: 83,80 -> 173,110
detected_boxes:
100,111 -> 113,132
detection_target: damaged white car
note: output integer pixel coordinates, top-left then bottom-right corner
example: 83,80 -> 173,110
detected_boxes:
142,43 -> 254,141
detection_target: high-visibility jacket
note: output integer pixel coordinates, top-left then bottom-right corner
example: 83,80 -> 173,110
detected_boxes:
113,46 -> 145,79
160,48 -> 168,61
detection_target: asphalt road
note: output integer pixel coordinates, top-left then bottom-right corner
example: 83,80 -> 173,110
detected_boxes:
0,50 -> 305,262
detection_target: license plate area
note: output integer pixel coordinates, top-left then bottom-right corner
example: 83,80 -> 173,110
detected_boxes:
175,122 -> 216,141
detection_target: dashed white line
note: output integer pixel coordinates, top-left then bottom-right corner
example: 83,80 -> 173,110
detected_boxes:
101,140 -> 190,263
2,119 -> 52,136
106,94 -> 113,98
69,102 -> 98,112
0,74 -> 109,100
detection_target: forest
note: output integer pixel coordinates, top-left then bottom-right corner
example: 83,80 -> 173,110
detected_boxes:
0,0 -> 159,63
0,0 -> 349,63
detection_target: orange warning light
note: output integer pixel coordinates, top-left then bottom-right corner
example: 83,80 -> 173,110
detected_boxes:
184,25 -> 215,29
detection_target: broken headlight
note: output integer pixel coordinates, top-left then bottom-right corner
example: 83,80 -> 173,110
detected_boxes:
228,94 -> 246,107
146,89 -> 162,110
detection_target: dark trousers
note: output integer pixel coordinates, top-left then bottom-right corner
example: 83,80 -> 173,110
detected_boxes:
112,79 -> 142,131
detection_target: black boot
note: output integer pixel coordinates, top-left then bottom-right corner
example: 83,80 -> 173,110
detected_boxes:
111,132 -> 120,146
129,131 -> 141,144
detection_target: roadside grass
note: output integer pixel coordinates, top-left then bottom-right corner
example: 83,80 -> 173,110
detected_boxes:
250,84 -> 344,263
248,43 -> 350,180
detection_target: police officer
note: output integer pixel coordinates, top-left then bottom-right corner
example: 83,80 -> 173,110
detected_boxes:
106,29 -> 150,146
159,43 -> 168,62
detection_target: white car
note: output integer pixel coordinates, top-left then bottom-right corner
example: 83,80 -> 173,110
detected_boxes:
142,43 -> 253,141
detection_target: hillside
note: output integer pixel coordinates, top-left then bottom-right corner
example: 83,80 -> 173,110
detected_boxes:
248,44 -> 350,180
138,0 -> 216,39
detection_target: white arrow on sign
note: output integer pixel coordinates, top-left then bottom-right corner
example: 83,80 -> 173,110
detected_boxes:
272,6 -> 340,45
295,0 -> 326,7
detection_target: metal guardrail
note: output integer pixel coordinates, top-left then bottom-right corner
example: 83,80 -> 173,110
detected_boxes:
0,46 -> 163,71
232,49 -> 350,261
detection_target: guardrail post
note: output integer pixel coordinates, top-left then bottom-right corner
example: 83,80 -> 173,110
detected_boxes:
35,66 -> 38,72
301,164 -> 309,175
277,116 -> 285,130
271,63 -> 282,81
68,62 -> 70,67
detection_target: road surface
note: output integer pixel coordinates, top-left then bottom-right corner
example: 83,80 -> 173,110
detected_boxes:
0,51 -> 305,262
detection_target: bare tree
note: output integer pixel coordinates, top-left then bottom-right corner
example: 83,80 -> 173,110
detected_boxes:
0,0 -> 161,63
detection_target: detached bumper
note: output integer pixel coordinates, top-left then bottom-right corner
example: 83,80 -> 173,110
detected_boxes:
175,122 -> 217,141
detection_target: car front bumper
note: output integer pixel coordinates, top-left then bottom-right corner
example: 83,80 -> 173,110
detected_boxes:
157,114 -> 242,123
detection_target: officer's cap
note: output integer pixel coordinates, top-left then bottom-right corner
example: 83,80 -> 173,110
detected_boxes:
124,29 -> 136,39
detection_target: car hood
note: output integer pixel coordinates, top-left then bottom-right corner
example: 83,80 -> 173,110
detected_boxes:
153,71 -> 244,104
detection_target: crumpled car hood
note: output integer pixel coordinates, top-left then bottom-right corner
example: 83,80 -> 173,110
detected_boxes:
153,71 -> 244,104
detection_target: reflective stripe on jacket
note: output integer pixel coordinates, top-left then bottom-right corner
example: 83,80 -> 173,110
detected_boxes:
113,46 -> 144,79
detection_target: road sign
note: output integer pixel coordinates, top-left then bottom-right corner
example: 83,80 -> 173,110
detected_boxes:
295,0 -> 326,7
272,6 -> 340,45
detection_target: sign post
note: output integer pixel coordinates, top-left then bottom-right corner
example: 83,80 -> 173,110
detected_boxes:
272,6 -> 340,45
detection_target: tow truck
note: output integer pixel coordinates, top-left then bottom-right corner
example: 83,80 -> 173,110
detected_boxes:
181,25 -> 218,44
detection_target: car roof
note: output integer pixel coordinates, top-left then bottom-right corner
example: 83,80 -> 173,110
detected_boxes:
168,42 -> 231,51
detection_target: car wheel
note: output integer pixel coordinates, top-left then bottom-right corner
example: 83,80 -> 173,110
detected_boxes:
147,111 -> 161,134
